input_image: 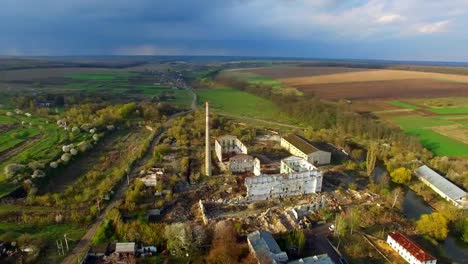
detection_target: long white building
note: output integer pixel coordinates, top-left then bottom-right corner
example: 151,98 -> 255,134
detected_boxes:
387,231 -> 436,264
280,134 -> 331,166
245,171 -> 322,201
415,165 -> 467,209
245,156 -> 322,201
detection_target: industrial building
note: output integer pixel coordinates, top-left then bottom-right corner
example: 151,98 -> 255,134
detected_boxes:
281,134 -> 331,165
247,230 -> 333,264
245,169 -> 322,201
387,231 -> 436,264
281,156 -> 317,174
215,135 -> 248,162
415,165 -> 467,209
215,135 -> 260,174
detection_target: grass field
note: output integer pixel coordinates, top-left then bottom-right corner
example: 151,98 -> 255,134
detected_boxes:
392,115 -> 468,157
377,99 -> 468,157
196,87 -> 295,124
220,70 -> 301,95
389,100 -> 420,110
65,72 -> 135,80
428,107 -> 468,114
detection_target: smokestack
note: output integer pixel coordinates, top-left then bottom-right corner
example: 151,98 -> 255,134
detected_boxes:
205,102 -> 212,176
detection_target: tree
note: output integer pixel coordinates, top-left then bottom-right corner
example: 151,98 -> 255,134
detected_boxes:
206,221 -> 244,264
347,208 -> 360,235
416,212 -> 448,240
284,230 -> 306,256
390,167 -> 412,184
366,144 -> 377,178
164,223 -> 194,256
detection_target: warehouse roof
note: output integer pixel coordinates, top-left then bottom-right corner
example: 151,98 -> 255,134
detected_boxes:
388,232 -> 435,262
415,165 -> 466,202
282,134 -> 319,154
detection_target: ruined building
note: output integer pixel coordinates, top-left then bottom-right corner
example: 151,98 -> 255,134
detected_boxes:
215,135 -> 259,174
245,156 -> 322,201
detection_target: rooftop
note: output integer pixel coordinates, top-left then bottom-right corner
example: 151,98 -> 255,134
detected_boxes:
287,254 -> 334,264
248,230 -> 284,255
229,154 -> 254,161
115,242 -> 136,253
415,165 -> 466,202
282,134 -> 319,154
282,156 -> 316,172
388,232 -> 435,262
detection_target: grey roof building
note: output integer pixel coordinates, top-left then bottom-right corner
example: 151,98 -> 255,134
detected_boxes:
247,230 -> 334,264
415,165 -> 467,209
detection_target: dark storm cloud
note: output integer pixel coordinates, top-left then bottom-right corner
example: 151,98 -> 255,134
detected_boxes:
1,0 -> 467,61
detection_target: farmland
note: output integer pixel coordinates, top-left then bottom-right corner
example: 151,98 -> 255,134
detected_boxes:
232,66 -> 468,157
236,66 -> 468,100
195,87 -> 295,124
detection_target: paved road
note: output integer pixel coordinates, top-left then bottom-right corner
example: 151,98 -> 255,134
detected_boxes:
305,224 -> 345,264
61,110 -> 191,264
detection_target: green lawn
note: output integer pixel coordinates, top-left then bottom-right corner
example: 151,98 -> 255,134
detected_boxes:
196,87 -> 294,123
137,85 -> 172,95
65,72 -> 135,80
389,100 -> 420,110
429,107 -> 468,114
0,126 -> 41,152
392,115 -> 468,157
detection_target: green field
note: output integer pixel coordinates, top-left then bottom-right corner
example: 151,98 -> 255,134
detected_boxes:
392,115 -> 468,157
196,87 -> 294,123
65,72 -> 135,80
220,70 -> 301,95
0,126 -> 41,152
389,100 -> 420,110
428,107 -> 468,114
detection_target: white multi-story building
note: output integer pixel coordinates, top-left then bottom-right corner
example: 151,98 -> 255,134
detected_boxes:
245,170 -> 322,201
216,135 -> 259,174
281,134 -> 331,166
281,156 -> 317,174
387,231 -> 436,264
215,135 -> 248,162
228,154 -> 255,173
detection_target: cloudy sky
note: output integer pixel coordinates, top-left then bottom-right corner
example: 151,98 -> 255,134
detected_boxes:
1,0 -> 468,61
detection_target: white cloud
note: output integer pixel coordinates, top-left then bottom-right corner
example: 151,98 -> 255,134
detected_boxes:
418,20 -> 450,34
377,14 -> 404,24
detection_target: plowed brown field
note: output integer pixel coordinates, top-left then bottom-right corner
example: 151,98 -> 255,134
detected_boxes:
243,67 -> 468,100
294,79 -> 468,100
244,66 -> 369,78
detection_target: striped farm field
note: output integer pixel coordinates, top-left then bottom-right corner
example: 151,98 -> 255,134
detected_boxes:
279,69 -> 468,85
